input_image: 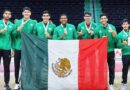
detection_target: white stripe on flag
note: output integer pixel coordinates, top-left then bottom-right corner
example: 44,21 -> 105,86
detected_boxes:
48,40 -> 79,90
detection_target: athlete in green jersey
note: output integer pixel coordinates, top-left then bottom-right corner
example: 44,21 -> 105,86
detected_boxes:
53,14 -> 77,40
12,7 -> 37,89
34,10 -> 56,39
78,12 -> 97,39
0,9 -> 14,90
117,19 -> 130,90
94,13 -> 117,90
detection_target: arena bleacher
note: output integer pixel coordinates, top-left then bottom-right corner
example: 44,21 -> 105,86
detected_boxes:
0,0 -> 84,26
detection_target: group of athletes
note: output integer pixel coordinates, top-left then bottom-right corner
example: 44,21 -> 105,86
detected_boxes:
0,6 -> 130,90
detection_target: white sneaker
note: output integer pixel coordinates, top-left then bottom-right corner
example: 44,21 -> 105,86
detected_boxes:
4,84 -> 11,90
13,84 -> 20,90
109,85 -> 114,90
121,84 -> 127,90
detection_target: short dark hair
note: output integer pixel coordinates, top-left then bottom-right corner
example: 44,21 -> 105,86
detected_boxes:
84,11 -> 91,16
42,10 -> 50,16
23,7 -> 31,12
3,9 -> 11,14
122,18 -> 129,25
60,14 -> 68,18
100,13 -> 108,18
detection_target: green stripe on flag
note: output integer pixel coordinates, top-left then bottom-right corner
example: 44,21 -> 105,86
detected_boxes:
21,32 -> 48,90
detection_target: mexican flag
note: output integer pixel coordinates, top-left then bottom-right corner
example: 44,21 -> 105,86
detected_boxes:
21,32 -> 108,90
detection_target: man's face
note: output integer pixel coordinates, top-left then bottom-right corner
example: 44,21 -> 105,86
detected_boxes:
3,11 -> 11,20
42,13 -> 50,23
84,14 -> 91,23
22,10 -> 31,19
100,16 -> 108,25
122,22 -> 129,30
60,15 -> 68,25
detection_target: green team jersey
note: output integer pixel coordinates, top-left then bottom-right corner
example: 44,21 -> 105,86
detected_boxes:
77,21 -> 97,39
94,23 -> 117,52
53,23 -> 77,40
0,20 -> 14,50
117,30 -> 130,55
34,21 -> 56,39
12,19 -> 37,50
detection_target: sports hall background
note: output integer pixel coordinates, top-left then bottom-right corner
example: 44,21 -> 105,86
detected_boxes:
0,0 -> 130,89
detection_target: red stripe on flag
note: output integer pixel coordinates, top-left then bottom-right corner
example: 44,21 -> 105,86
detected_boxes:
78,37 -> 108,90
